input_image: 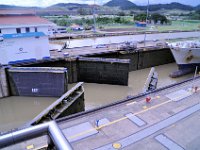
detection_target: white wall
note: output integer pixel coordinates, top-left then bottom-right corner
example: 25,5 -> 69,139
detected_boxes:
0,36 -> 50,65
21,27 -> 26,33
30,27 -> 35,32
37,26 -> 49,35
1,28 -> 16,34
1,26 -> 49,35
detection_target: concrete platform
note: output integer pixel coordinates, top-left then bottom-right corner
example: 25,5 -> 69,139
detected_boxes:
50,40 -> 168,58
57,77 -> 200,150
1,77 -> 200,149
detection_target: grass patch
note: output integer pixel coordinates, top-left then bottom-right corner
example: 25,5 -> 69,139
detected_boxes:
156,20 -> 200,31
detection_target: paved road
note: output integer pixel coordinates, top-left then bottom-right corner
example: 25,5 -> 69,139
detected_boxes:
50,40 -> 166,58
50,31 -> 200,49
57,77 -> 200,150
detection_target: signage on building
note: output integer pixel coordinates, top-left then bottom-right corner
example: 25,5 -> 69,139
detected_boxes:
16,47 -> 28,54
2,32 -> 45,39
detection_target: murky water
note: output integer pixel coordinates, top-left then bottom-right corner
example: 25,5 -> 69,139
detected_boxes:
83,63 -> 193,110
50,31 -> 200,49
0,63 -> 194,132
0,97 -> 56,132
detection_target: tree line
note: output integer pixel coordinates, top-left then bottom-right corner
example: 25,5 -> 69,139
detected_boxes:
134,13 -> 169,24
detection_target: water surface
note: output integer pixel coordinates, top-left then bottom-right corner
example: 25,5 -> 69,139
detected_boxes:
0,97 -> 56,132
83,63 -> 193,110
0,63 -> 194,132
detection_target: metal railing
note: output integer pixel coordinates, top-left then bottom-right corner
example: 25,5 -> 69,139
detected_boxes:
0,121 -> 73,150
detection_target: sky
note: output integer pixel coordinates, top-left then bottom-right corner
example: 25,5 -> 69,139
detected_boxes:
0,0 -> 199,7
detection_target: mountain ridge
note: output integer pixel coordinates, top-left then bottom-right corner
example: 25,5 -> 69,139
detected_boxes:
48,3 -> 89,8
104,0 -> 138,10
0,1 -> 197,10
104,0 -> 194,11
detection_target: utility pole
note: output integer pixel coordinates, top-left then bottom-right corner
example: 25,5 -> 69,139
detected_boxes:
93,0 -> 97,33
144,0 -> 150,47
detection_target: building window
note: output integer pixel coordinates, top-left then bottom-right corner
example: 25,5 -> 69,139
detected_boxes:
16,28 -> 21,33
35,27 -> 38,32
26,27 -> 30,33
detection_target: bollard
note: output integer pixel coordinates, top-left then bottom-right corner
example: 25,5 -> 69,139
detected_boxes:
96,120 -> 100,128
146,97 -> 151,103
194,86 -> 198,93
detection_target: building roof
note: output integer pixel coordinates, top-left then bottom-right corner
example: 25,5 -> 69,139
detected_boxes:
0,15 -> 55,27
0,10 -> 36,15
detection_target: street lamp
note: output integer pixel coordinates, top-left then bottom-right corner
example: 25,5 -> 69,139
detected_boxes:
144,0 -> 150,47
93,0 -> 97,33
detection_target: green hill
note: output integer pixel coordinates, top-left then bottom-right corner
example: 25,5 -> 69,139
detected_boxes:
104,0 -> 138,10
139,2 -> 194,11
196,4 -> 200,10
48,3 -> 89,9
104,1 -> 194,11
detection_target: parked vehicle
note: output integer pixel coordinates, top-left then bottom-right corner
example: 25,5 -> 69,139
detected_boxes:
118,41 -> 137,51
93,44 -> 108,49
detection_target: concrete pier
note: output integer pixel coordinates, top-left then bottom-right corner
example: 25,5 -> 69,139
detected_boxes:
1,76 -> 200,150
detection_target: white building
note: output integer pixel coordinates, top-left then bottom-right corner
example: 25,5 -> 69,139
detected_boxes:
0,10 -> 55,65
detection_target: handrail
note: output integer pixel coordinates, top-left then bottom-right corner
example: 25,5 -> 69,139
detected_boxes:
0,121 -> 73,150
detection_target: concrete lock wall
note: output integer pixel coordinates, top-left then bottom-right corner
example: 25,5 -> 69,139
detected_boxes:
137,48 -> 175,70
14,57 -> 130,86
14,58 -> 78,83
87,48 -> 174,71
10,48 -> 174,86
87,51 -> 139,71
0,67 -> 10,98
117,52 -> 139,71
7,67 -> 68,97
78,57 -> 130,85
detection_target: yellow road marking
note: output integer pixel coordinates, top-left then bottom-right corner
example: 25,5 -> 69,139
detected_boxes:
126,95 -> 160,106
26,145 -> 34,150
156,96 -> 161,99
134,100 -> 172,116
68,99 -> 172,140
33,144 -> 48,150
143,106 -> 148,109
112,143 -> 122,149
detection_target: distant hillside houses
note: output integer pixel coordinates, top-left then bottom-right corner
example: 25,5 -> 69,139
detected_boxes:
167,16 -> 185,21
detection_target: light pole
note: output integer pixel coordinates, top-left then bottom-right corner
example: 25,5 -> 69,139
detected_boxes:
144,0 -> 150,47
93,0 -> 97,33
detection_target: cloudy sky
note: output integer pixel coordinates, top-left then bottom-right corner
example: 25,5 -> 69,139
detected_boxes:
0,0 -> 199,7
